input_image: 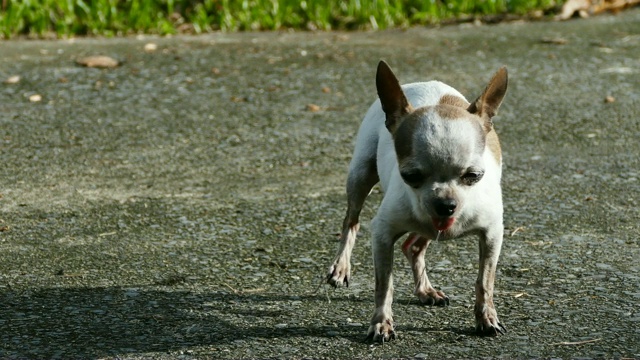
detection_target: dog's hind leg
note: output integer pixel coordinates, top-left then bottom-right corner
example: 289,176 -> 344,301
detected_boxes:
401,234 -> 450,306
327,160 -> 379,287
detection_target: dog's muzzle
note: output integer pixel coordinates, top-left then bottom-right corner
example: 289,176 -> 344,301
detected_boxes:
433,198 -> 457,217
432,198 -> 457,231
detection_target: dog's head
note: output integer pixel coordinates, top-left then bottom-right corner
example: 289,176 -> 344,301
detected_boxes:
376,61 -> 507,232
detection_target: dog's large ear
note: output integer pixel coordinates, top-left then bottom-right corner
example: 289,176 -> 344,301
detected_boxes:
376,61 -> 413,134
468,67 -> 508,131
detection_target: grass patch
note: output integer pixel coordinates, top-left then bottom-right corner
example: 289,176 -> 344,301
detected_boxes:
1,0 -> 562,38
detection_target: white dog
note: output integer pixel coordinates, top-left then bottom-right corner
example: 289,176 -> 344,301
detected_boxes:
327,61 -> 508,341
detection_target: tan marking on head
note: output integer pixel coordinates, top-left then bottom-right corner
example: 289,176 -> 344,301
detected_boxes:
439,94 -> 470,108
486,128 -> 501,163
438,94 -> 500,162
436,94 -> 472,120
435,104 -> 468,120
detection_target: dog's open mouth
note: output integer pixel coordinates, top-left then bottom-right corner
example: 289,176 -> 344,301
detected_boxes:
432,217 -> 455,231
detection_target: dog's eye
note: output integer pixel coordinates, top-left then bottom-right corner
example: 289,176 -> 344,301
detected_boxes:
400,170 -> 424,187
460,170 -> 484,186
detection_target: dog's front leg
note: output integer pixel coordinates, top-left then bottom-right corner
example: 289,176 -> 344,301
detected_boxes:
327,214 -> 359,287
367,218 -> 401,342
402,234 -> 450,306
327,163 -> 379,287
475,227 -> 506,336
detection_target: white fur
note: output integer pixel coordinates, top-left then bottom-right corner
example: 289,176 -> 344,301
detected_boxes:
326,65 -> 508,342
353,82 -> 502,238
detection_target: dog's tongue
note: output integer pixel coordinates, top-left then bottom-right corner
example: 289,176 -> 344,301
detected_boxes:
433,217 -> 455,231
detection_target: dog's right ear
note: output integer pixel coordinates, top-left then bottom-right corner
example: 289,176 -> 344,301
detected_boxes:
467,67 -> 508,132
376,61 -> 413,134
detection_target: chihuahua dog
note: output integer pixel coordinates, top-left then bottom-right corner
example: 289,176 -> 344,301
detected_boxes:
326,61 -> 508,341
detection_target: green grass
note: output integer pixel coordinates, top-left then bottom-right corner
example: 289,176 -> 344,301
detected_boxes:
0,0 -> 562,38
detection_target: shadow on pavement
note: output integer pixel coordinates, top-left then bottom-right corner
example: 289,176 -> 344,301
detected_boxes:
1,286 -> 368,358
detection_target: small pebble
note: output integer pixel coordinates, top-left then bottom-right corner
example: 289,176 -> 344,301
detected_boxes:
4,75 -> 20,84
144,43 -> 158,52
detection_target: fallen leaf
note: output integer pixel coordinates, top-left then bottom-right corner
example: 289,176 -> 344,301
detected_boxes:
322,87 -> 331,93
230,96 -> 246,103
541,37 -> 568,45
592,0 -> 640,14
557,0 -> 640,20
76,55 -> 120,68
510,226 -> 526,236
4,75 -> 20,84
604,95 -> 615,103
307,104 -> 321,112
557,0 -> 591,19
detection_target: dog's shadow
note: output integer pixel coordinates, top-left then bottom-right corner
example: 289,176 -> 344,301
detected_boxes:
1,283 -> 494,357
0,285 -> 370,358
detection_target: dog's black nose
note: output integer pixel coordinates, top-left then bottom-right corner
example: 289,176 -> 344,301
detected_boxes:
434,199 -> 457,217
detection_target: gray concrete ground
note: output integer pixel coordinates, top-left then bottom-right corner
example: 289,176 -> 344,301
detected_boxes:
1,9 -> 639,359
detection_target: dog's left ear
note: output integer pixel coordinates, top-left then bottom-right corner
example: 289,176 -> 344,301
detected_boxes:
376,61 -> 413,133
468,67 -> 508,131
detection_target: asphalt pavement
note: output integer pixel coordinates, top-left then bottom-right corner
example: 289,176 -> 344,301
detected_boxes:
1,8 -> 639,359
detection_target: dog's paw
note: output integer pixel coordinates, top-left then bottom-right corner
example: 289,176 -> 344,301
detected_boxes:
416,287 -> 450,306
474,303 -> 506,336
326,260 -> 350,287
366,318 -> 396,343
